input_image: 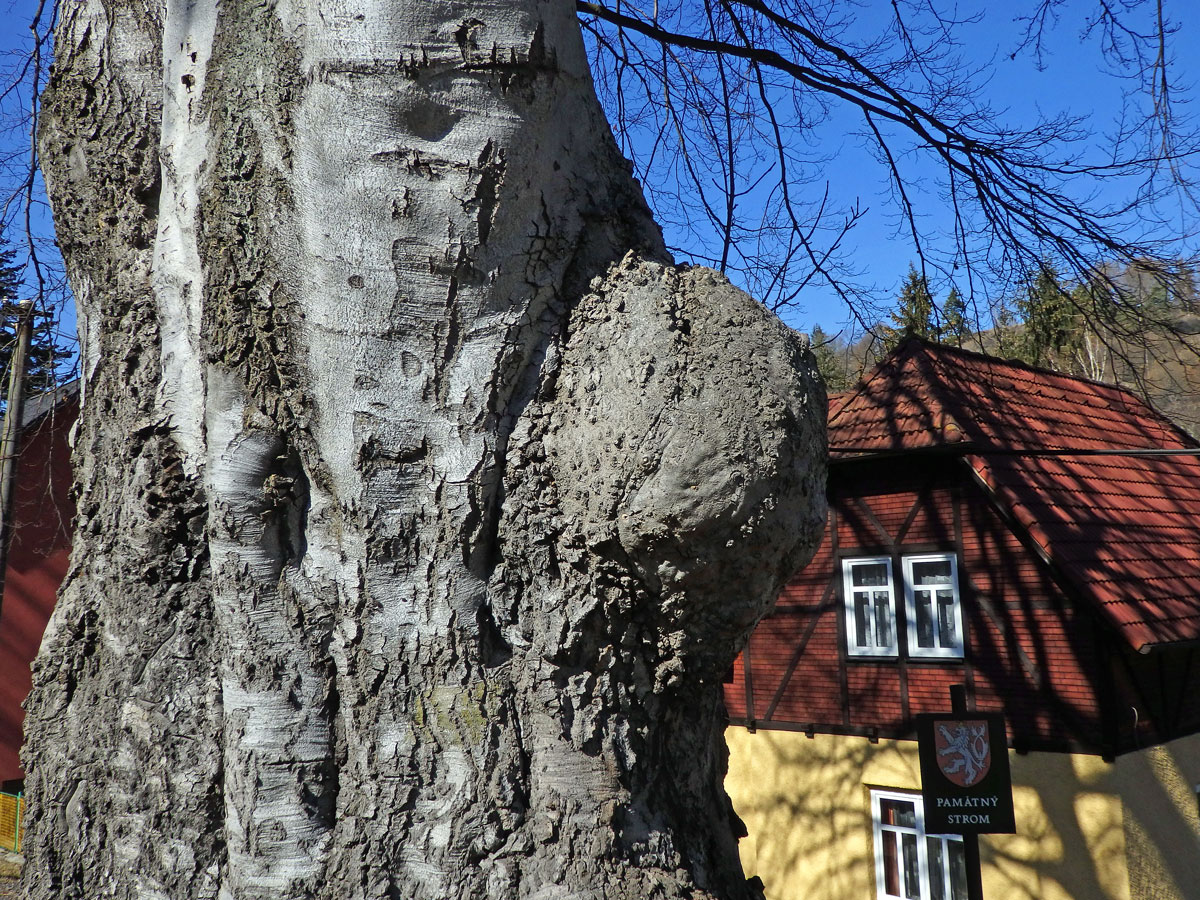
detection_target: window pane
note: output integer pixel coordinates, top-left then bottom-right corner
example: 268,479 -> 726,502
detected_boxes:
883,831 -> 900,896
902,833 -> 920,900
915,591 -> 935,648
855,593 -> 872,647
937,591 -> 957,648
853,563 -> 889,587
948,838 -> 968,900
880,798 -> 916,827
874,593 -> 893,648
912,559 -> 951,586
927,837 -> 945,900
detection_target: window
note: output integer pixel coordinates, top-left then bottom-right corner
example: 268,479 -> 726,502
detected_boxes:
842,557 -> 898,657
871,790 -> 967,900
842,553 -> 964,660
903,554 -> 964,659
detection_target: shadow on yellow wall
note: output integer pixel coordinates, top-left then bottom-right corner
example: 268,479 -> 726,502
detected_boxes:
724,729 -> 1200,900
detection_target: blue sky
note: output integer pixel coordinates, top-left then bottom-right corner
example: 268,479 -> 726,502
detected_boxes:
788,1 -> 1200,334
589,1 -> 1200,336
3,0 -> 1198,345
0,0 -> 70,361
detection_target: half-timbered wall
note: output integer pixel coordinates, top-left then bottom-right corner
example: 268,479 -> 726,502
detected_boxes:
726,455 -> 1114,753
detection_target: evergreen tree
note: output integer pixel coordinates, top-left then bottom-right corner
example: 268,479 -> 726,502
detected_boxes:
810,324 -> 850,391
941,287 -> 969,346
0,236 -> 65,403
1015,265 -> 1081,368
885,264 -> 935,348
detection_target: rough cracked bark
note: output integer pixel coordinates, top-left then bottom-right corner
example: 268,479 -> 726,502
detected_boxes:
24,2 -> 826,899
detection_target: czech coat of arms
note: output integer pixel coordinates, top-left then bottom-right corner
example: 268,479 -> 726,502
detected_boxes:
934,719 -> 991,787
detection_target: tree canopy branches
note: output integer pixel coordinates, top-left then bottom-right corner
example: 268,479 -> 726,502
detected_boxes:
578,0 -> 1200,339
0,0 -> 70,388
2,0 -> 1197,395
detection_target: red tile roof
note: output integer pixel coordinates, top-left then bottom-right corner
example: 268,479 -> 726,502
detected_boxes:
828,338 -> 1200,652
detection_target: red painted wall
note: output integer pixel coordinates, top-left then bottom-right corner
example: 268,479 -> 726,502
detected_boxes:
0,395 -> 76,783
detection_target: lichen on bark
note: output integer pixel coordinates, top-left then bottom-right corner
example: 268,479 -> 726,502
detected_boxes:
24,2 -> 826,899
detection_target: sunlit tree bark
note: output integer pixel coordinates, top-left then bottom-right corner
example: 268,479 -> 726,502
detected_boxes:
23,2 -> 825,898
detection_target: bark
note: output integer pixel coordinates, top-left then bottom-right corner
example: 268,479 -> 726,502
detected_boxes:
24,2 -> 825,899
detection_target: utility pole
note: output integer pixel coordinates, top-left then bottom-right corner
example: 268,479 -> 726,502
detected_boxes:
950,683 -> 986,900
0,300 -> 34,619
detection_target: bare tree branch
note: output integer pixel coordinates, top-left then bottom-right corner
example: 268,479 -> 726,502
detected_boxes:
579,0 -> 1200,343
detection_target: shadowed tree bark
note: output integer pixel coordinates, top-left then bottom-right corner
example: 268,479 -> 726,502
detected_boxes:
22,2 -> 826,899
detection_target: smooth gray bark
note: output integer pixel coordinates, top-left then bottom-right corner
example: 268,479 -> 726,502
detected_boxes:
25,2 -> 826,898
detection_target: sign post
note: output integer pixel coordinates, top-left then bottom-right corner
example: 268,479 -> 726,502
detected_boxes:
917,685 -> 1015,900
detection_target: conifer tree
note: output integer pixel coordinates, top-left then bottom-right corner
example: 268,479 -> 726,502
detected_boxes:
1016,265 -> 1080,368
810,324 -> 850,391
1172,262 -> 1198,314
0,235 -> 64,405
942,287 -> 969,346
884,264 -> 935,348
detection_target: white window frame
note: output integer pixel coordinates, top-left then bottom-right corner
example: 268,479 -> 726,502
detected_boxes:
842,557 -> 899,657
902,553 -> 965,660
870,789 -> 966,900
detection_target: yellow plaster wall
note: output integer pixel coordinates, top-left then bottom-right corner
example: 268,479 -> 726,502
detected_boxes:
725,728 -> 1200,900
1113,739 -> 1200,899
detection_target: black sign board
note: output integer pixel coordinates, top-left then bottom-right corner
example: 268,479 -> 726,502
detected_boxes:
917,712 -> 1015,834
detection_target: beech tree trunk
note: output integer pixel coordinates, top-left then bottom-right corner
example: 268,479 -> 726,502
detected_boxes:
24,2 -> 825,898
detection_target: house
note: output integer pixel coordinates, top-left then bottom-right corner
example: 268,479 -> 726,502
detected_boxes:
724,339 -> 1200,900
0,382 -> 76,789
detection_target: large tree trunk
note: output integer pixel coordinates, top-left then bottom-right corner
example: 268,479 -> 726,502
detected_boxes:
25,2 -> 825,898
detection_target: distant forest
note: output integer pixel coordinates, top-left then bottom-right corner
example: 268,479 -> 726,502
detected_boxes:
811,260 -> 1200,436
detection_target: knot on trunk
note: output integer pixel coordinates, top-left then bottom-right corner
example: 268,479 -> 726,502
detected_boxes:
545,256 -> 827,675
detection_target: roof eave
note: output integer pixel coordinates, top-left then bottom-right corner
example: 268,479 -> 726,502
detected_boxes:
1134,635 -> 1200,655
829,442 -> 978,464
